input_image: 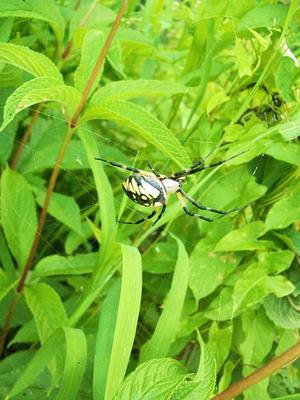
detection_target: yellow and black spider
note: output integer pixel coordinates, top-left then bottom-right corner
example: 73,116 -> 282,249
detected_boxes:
95,153 -> 244,225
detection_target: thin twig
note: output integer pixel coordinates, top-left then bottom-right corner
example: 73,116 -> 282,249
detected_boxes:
0,0 -> 129,356
70,0 -> 129,127
212,341 -> 300,400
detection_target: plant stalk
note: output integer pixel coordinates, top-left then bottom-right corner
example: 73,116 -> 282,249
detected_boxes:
212,341 -> 300,400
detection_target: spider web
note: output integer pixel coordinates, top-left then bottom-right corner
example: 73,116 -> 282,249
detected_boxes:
0,104 -> 264,377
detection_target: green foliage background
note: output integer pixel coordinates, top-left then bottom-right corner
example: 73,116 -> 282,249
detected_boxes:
0,0 -> 300,399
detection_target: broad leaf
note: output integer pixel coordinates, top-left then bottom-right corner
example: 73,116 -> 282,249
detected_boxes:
91,79 -> 187,102
35,189 -> 83,236
80,100 -> 191,167
238,308 -> 274,366
0,168 -> 37,268
264,294 -> 300,329
74,30 -> 104,94
115,358 -> 187,400
33,253 -> 98,277
0,0 -> 65,45
25,283 -> 68,343
266,183 -> 300,230
0,43 -> 62,81
0,77 -> 80,131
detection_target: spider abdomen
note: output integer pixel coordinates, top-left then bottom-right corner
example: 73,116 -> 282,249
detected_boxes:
122,174 -> 166,207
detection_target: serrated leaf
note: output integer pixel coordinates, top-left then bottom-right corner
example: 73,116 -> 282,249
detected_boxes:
0,43 -> 62,80
91,79 -> 187,102
6,327 -> 87,400
264,294 -> 300,329
33,253 -> 97,278
0,168 -> 37,268
25,283 -> 68,343
74,30 -> 104,94
0,77 -> 80,132
35,189 -> 83,236
140,236 -> 189,363
173,334 -> 217,400
115,358 -> 187,400
0,0 -> 65,45
81,100 -> 190,167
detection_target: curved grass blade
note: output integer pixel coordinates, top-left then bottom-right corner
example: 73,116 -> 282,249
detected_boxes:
140,235 -> 189,363
103,244 -> 142,400
5,327 -> 87,400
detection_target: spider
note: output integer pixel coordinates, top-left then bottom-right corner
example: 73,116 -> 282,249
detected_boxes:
95,152 -> 245,225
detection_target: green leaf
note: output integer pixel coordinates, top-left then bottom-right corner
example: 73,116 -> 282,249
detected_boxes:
93,278 -> 121,400
140,236 -> 189,362
103,244 -> 142,400
6,327 -> 87,400
80,100 -> 191,167
238,308 -> 274,366
0,0 -> 65,46
275,57 -> 296,102
91,79 -> 187,102
0,168 -> 37,268
189,235 -> 240,301
0,268 -> 15,302
78,127 -> 117,268
266,183 -> 300,230
208,322 -> 232,372
115,358 -> 187,400
0,77 -> 80,131
215,221 -> 268,251
33,253 -> 97,278
173,334 -> 216,400
35,189 -> 83,236
0,43 -> 62,80
238,4 -> 288,30
25,283 -> 68,343
74,30 -> 104,94
232,264 -> 294,312
192,334 -> 216,400
264,294 -> 300,329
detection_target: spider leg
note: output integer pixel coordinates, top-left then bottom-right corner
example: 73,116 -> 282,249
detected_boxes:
171,150 -> 248,179
95,157 -> 142,173
179,189 -> 241,215
176,192 -> 213,222
147,162 -> 162,177
152,204 -> 166,225
117,209 -> 157,225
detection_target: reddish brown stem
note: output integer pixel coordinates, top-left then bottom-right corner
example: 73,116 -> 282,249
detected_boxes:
212,341 -> 300,400
70,0 -> 129,127
0,0 -> 129,356
10,104 -> 42,170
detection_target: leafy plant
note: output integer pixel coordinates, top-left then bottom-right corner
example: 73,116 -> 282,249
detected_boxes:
0,0 -> 300,399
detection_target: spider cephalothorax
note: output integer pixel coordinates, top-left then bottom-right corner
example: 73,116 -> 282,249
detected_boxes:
95,153 -> 244,225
